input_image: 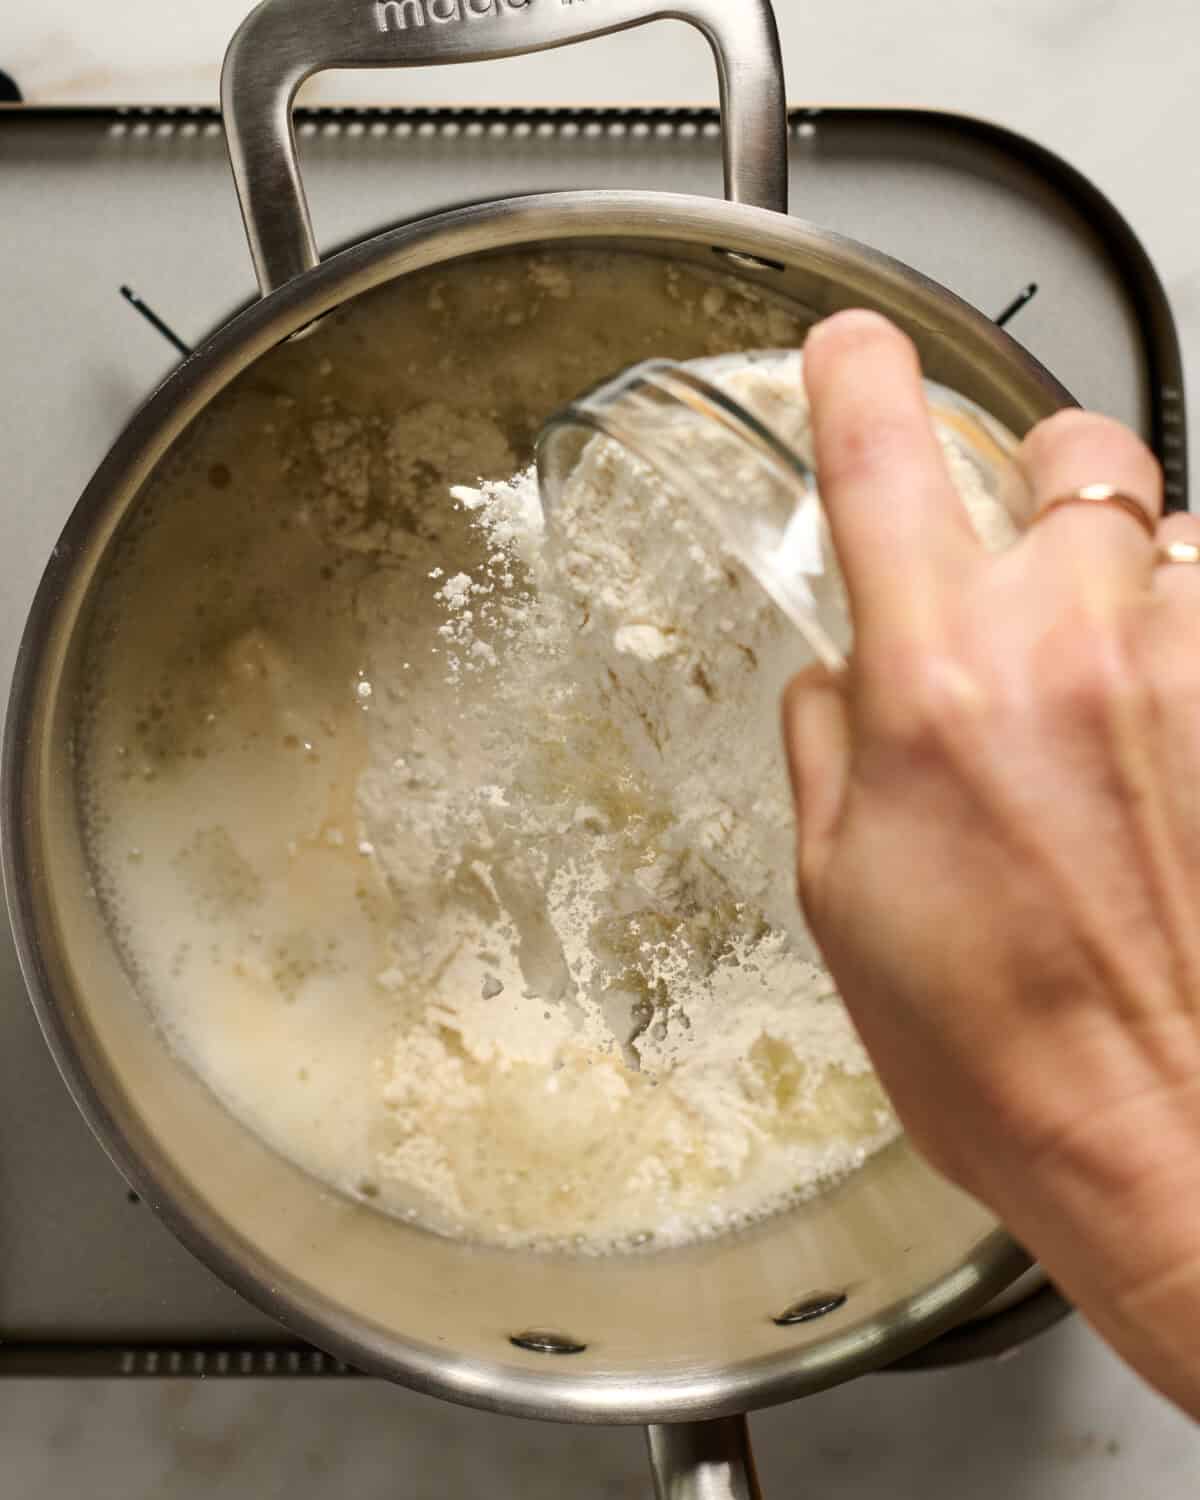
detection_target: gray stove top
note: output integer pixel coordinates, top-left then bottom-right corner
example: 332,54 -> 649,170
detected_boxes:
0,104 -> 1184,1368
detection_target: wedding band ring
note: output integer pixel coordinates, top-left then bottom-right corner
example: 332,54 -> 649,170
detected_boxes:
1156,540 -> 1200,567
1035,484 -> 1156,539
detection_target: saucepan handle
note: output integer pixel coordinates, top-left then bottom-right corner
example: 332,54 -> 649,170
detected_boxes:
220,0 -> 787,296
647,1417 -> 764,1500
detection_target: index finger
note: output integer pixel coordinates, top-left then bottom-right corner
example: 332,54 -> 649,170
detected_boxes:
803,311 -> 982,647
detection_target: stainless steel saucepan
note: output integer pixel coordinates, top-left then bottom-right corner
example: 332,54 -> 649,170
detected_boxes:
3,1 -> 1073,1493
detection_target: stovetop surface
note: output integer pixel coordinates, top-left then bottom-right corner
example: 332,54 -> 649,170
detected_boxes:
0,104 -> 1184,1362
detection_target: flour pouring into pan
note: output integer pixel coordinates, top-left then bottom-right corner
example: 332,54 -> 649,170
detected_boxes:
77,254 -> 1015,1254
359,351 -> 1015,1249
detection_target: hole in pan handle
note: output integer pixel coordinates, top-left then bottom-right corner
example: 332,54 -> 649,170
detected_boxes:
220,0 -> 788,298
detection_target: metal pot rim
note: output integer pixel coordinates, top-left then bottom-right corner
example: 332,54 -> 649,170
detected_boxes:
3,188 -> 1052,1423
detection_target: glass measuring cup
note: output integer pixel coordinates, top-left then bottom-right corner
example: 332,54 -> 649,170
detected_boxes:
537,348 -> 1027,670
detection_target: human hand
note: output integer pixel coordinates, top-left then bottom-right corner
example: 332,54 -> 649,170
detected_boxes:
784,309 -> 1200,1416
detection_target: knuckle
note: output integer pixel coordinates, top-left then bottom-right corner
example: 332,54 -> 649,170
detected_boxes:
1042,614 -> 1148,728
868,644 -> 993,758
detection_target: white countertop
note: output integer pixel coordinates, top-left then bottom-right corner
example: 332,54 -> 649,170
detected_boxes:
4,2 -> 1198,1493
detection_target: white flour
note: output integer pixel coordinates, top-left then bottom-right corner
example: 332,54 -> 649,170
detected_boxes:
360,353 -> 1016,1249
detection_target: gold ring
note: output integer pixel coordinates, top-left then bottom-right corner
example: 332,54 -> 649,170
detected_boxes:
1156,540 -> 1200,566
1035,484 -> 1155,539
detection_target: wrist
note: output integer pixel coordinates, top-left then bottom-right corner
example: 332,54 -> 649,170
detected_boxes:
958,1010 -> 1200,1414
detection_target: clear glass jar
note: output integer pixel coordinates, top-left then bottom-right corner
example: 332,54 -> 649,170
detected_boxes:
538,347 -> 1027,671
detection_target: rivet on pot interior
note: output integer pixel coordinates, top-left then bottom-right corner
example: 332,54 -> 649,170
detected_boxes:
713,247 -> 787,273
773,1292 -> 848,1327
509,1329 -> 588,1355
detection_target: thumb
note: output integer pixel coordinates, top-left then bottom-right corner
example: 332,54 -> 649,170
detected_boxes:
781,665 -> 852,884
